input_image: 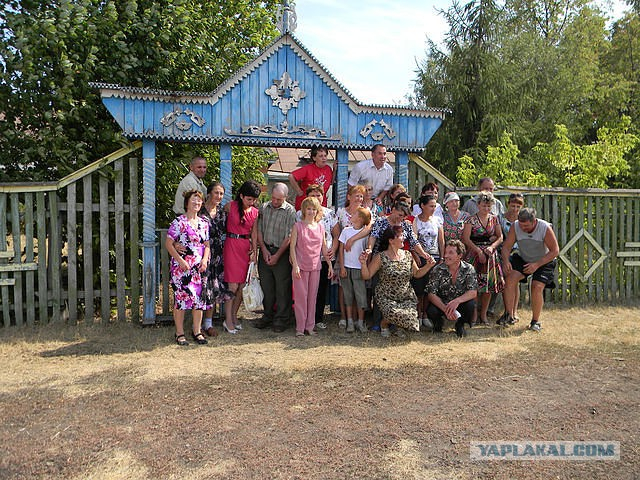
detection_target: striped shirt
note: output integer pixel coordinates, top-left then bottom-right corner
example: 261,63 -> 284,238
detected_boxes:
258,200 -> 297,248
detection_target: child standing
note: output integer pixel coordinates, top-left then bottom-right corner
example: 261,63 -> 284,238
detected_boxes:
338,207 -> 372,333
290,197 -> 334,336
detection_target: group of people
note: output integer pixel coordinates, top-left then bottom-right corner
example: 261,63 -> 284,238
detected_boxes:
165,148 -> 560,346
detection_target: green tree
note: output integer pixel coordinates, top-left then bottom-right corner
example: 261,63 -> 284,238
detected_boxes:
531,118 -> 638,188
603,11 -> 640,187
0,0 -> 279,182
414,0 -> 638,187
456,132 -> 550,186
413,0 -> 505,176
457,118 -> 638,188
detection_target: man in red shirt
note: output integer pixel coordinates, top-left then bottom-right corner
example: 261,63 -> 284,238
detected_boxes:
289,146 -> 333,211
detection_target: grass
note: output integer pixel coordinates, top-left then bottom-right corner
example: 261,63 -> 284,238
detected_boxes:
0,305 -> 638,479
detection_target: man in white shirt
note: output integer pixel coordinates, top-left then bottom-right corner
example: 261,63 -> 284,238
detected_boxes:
347,144 -> 393,207
173,156 -> 207,214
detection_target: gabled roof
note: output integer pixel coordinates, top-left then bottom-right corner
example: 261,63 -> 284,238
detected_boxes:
92,33 -> 447,151
92,33 -> 448,118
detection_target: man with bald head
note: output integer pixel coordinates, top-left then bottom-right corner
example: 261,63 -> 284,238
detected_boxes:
461,177 -> 505,217
253,183 -> 297,332
173,156 -> 207,214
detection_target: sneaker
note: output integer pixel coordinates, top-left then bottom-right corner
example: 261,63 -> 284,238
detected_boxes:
316,322 -> 327,330
455,322 -> 466,338
356,320 -> 367,333
370,325 -> 381,332
508,315 -> 519,325
346,319 -> 355,333
380,328 -> 391,338
529,321 -> 542,331
422,318 -> 433,330
338,319 -> 347,329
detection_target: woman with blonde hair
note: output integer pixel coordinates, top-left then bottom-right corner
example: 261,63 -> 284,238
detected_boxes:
290,197 -> 334,336
462,191 -> 504,325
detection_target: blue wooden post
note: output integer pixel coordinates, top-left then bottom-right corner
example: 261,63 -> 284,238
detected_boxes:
142,139 -> 157,325
220,143 -> 232,204
336,148 -> 349,208
396,151 -> 409,189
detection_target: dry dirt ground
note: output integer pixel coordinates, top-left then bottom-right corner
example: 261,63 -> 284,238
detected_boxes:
0,306 -> 638,479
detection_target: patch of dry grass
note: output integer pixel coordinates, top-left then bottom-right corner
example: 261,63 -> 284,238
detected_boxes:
1,306 -> 638,479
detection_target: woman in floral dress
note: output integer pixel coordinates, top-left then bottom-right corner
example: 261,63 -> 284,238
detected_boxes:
462,191 -> 504,325
359,225 -> 435,337
165,190 -> 211,346
442,191 -> 469,242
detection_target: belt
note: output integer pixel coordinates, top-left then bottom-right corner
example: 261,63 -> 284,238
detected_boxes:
228,233 -> 250,239
265,244 -> 280,252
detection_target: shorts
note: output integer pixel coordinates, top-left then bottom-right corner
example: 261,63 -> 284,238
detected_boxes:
341,267 -> 368,309
510,253 -> 557,289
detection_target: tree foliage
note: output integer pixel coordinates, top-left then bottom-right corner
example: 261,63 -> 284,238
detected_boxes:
457,117 -> 638,188
0,0 -> 279,186
414,0 -> 640,188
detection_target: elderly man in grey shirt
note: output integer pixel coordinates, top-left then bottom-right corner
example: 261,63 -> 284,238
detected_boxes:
173,156 -> 207,214
461,177 -> 505,217
253,183 -> 297,332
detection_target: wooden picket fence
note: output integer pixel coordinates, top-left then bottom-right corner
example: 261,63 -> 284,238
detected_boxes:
0,142 -> 142,327
409,160 -> 640,305
0,153 -> 638,327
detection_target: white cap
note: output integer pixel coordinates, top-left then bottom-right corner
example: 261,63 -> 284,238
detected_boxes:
443,192 -> 460,204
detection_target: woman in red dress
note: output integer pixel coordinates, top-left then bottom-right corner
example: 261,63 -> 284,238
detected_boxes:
222,180 -> 261,334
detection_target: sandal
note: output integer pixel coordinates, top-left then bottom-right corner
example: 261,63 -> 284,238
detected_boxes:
192,332 -> 208,345
175,334 -> 189,346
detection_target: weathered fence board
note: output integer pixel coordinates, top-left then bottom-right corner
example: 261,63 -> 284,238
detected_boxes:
10,193 -> 23,326
158,228 -> 171,317
0,194 -> 9,323
83,175 -> 94,321
129,159 -> 140,323
24,194 -> 35,326
0,142 -> 142,327
99,174 -> 110,322
50,191 -> 61,323
36,192 -> 48,324
115,160 -> 126,322
67,184 -> 78,324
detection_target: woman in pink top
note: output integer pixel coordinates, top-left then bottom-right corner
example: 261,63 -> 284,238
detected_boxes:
290,197 -> 334,336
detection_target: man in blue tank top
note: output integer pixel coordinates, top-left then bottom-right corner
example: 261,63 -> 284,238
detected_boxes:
499,208 -> 559,331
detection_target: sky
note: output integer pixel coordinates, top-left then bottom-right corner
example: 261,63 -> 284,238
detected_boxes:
294,0 -> 449,106
293,0 -> 630,106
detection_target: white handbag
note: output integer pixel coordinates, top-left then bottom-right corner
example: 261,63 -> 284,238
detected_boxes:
242,262 -> 264,311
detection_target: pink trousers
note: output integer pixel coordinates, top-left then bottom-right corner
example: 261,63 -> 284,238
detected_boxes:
293,269 -> 321,333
